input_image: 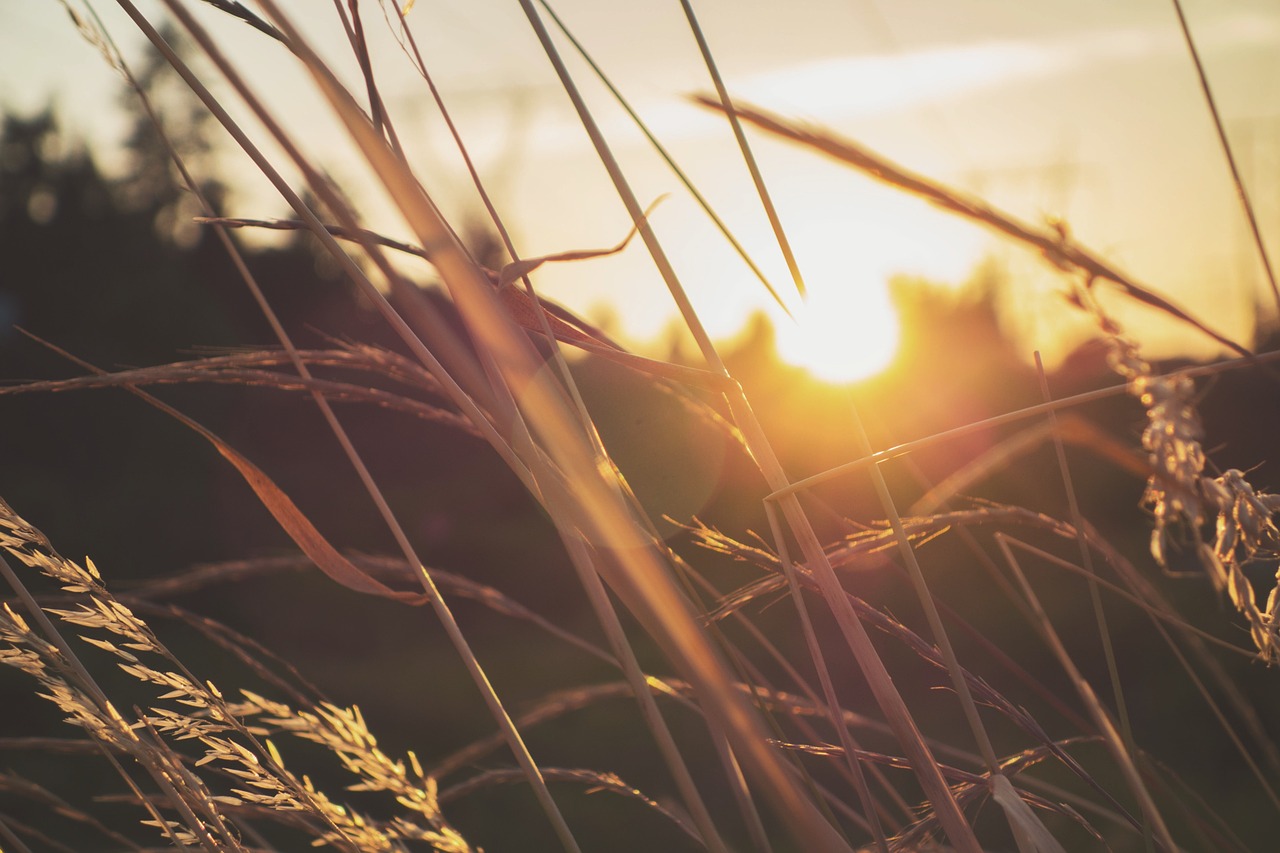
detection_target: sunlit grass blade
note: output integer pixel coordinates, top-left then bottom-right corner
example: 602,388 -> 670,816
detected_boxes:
114,0 -> 522,465
19,3 -> 1280,850
1170,0 -> 1280,315
537,0 -> 794,318
1034,351 -> 1140,787
995,533 -> 1177,851
118,2 -> 576,846
255,2 -> 860,849
771,346 -> 1280,502
1003,534 -> 1280,813
909,413 -> 1149,515
677,0 -> 806,302
841,396 -> 1002,771
763,502 -> 888,853
708,99 -> 1253,360
515,2 -> 983,846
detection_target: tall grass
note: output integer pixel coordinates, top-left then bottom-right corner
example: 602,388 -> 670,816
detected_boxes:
3,1 -> 1280,850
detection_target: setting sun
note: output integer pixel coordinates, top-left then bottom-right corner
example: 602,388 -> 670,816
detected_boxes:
774,279 -> 901,384
9,3 -> 1280,850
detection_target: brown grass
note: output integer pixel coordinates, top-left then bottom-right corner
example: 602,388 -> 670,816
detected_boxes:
4,2 -> 1280,851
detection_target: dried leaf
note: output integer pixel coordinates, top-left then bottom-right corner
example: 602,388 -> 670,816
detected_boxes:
495,195 -> 665,290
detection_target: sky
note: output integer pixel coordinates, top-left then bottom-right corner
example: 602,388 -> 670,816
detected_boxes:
5,1 -> 1280,381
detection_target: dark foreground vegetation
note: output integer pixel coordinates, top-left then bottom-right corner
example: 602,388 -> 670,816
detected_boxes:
3,10 -> 1280,852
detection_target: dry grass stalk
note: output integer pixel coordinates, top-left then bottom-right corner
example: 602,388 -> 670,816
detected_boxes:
94,4 -> 583,843
994,534 -> 1179,851
0,497 -> 473,852
691,514 -> 1145,834
729,95 -> 1280,668
704,98 -> 1250,359
0,345 -> 482,436
437,767 -> 702,844
20,2 -> 1280,850
1075,287 -> 1280,662
516,3 -> 979,845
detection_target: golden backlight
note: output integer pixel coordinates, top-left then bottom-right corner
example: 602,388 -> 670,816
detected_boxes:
774,280 -> 901,385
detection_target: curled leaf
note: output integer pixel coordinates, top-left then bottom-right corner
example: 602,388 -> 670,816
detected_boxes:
215,438 -> 429,605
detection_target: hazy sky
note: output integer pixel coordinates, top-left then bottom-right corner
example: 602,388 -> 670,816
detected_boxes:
6,1 -> 1280,378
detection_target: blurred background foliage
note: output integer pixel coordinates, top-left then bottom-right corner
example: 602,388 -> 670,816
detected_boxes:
3,33 -> 1280,852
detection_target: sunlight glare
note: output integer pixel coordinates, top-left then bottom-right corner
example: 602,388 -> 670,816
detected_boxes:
775,280 -> 899,384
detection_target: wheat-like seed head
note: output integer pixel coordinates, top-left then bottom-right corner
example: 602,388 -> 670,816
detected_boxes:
0,497 -> 473,851
1085,301 -> 1280,662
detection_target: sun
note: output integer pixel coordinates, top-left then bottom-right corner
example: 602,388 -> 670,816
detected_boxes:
773,279 -> 900,384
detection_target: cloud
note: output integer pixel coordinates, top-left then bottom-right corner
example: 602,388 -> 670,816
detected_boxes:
421,10 -> 1280,165
725,11 -> 1278,121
